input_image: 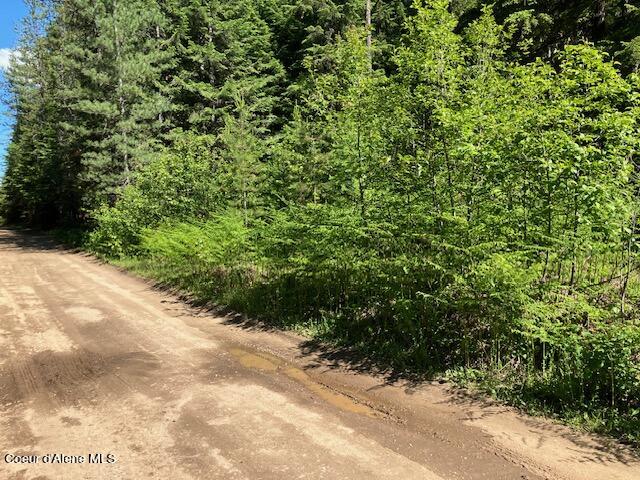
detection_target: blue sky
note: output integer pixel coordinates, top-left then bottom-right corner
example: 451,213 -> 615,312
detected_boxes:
0,1 -> 29,176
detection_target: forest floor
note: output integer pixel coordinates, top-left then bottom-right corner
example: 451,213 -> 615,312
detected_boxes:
0,228 -> 638,480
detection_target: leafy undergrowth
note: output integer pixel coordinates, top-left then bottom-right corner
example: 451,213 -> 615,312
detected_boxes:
76,219 -> 640,450
447,368 -> 640,448
51,227 -> 91,248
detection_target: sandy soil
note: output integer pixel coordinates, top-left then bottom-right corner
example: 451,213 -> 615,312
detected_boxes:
0,228 -> 638,480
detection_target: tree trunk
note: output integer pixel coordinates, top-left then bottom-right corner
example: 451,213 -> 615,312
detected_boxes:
365,0 -> 372,61
621,212 -> 637,315
113,0 -> 129,185
593,0 -> 607,39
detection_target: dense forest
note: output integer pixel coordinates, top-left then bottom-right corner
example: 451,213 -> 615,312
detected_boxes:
2,0 -> 640,445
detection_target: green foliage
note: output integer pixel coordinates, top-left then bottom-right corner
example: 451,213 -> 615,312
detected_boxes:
1,0 -> 172,221
3,0 -> 640,447
217,96 -> 267,223
87,134 -> 220,256
459,0 -> 640,72
140,215 -> 250,265
160,0 -> 284,136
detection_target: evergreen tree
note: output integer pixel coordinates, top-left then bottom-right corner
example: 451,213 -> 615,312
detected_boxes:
2,0 -> 68,225
457,0 -> 640,71
218,95 -> 266,224
161,0 -> 284,139
73,0 -> 172,208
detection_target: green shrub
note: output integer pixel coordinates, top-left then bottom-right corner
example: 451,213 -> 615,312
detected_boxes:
88,134 -> 221,257
140,215 -> 250,265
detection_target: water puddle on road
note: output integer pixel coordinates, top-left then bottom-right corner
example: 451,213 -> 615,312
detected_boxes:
229,347 -> 376,417
229,348 -> 281,371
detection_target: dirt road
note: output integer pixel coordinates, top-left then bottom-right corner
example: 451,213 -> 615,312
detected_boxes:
0,228 -> 638,480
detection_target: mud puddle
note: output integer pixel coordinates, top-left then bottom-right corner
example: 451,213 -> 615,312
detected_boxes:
229,347 -> 378,417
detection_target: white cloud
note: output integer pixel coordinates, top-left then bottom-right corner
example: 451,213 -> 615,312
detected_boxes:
0,49 -> 16,70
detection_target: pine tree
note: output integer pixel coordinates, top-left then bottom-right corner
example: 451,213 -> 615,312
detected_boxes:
458,0 -> 640,71
1,0 -> 70,225
218,95 -> 265,224
161,0 -> 284,139
71,0 -> 172,209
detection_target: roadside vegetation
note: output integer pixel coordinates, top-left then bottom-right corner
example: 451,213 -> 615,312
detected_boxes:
2,0 -> 640,447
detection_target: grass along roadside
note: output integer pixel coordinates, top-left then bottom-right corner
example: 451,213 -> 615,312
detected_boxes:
51,225 -> 640,450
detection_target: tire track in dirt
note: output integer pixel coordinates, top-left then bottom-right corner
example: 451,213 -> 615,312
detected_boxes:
1,229 -> 637,480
